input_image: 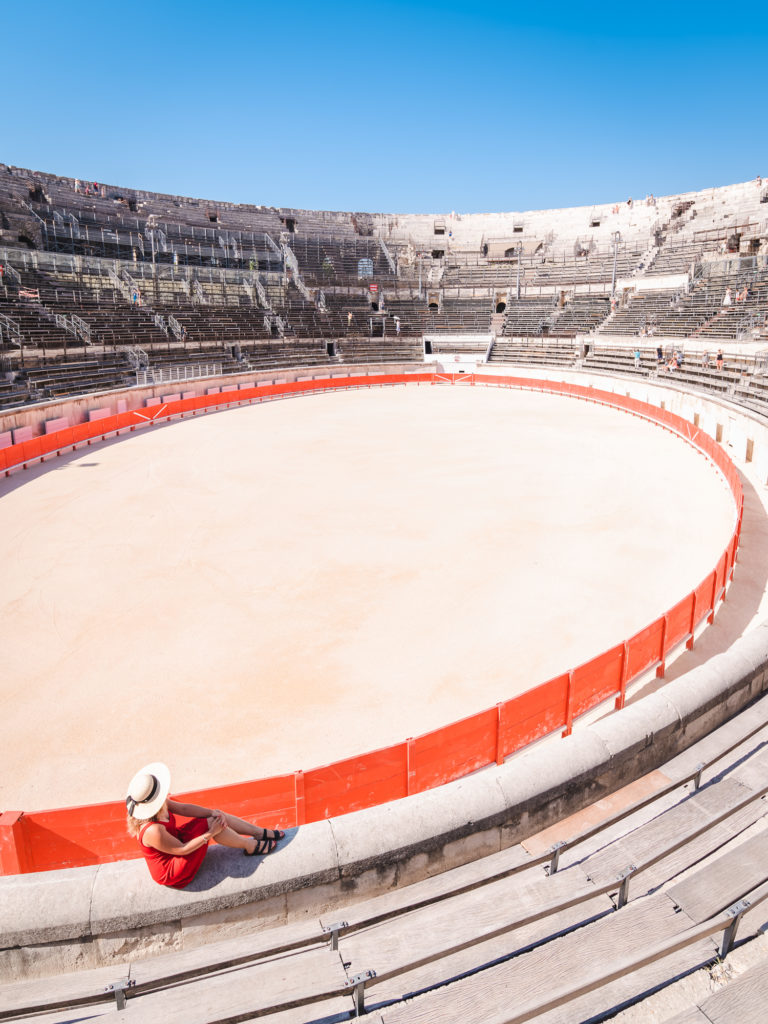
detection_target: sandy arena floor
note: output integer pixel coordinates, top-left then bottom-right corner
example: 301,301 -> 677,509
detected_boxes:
0,384 -> 738,811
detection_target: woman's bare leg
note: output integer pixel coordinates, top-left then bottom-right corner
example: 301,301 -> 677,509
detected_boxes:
209,823 -> 254,851
207,815 -> 281,854
219,812 -> 280,839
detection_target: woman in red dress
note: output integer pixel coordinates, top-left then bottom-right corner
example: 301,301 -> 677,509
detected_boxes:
126,762 -> 284,889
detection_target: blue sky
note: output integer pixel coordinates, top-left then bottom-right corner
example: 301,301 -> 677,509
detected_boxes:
4,1 -> 767,214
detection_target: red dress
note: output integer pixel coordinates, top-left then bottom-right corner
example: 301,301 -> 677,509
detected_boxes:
139,811 -> 209,889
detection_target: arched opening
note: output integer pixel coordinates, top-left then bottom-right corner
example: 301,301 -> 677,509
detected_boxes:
496,301 -> 506,314
428,301 -> 439,312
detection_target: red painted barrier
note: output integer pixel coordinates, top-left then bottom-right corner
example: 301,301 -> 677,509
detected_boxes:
0,373 -> 744,874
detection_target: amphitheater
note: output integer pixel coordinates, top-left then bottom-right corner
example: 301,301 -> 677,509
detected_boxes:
2,166 -> 768,1022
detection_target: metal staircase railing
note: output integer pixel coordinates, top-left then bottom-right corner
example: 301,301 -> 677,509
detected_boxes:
378,237 -> 396,275
4,262 -> 21,286
265,233 -> 282,258
0,312 -> 24,350
107,268 -> 133,302
71,314 -> 92,346
282,242 -> 313,302
168,315 -> 183,340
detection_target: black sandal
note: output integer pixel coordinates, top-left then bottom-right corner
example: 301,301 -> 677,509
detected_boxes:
244,828 -> 284,856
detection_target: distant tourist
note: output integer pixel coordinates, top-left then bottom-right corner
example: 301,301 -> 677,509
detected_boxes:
722,287 -> 732,307
347,311 -> 353,327
716,348 -> 724,370
74,178 -> 81,194
656,345 -> 664,365
633,348 -> 641,368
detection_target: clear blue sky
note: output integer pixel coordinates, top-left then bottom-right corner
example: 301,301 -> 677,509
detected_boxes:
4,1 -> 767,214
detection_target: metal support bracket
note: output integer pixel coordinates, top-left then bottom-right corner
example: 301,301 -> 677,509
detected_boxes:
322,919 -> 349,951
693,763 -> 705,790
547,840 -> 567,875
721,898 -> 750,957
345,969 -> 376,1016
617,864 -> 637,909
104,978 -> 135,1009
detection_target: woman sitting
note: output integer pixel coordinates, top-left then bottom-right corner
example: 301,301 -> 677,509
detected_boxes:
126,762 -> 284,889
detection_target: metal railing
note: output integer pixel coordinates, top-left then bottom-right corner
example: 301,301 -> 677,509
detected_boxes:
168,315 -> 183,340
135,363 -> 222,387
0,312 -> 23,349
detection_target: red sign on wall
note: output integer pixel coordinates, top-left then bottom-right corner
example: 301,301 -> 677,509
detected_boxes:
369,283 -> 379,293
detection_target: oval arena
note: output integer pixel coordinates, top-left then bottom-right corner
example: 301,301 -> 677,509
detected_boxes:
1,168 -> 768,1023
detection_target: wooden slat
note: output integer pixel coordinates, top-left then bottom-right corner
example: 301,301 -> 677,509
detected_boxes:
668,831 -> 768,924
100,946 -> 348,1023
320,843 -> 533,931
338,866 -> 607,984
644,1006 -> 710,1024
579,777 -> 761,885
377,894 -> 715,1024
691,958 -> 768,1023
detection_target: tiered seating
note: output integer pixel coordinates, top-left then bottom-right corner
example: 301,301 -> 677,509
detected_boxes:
597,289 -> 682,337
488,338 -> 578,367
502,296 -> 558,335
337,337 -> 424,363
583,344 -> 657,376
3,165 -> 768,385
424,297 -> 492,334
22,358 -> 132,400
549,294 -> 611,335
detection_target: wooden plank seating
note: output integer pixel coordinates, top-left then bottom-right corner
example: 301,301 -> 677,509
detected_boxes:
665,958 -> 768,1024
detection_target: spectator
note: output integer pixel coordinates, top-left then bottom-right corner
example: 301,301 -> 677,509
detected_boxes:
656,345 -> 664,365
633,348 -> 641,369
394,316 -> 401,335
722,287 -> 732,306
703,351 -> 711,368
716,348 -> 724,370
126,762 -> 285,889
347,311 -> 353,327
74,178 -> 81,194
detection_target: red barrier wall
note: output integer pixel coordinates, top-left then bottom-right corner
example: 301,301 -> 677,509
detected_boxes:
0,373 -> 743,874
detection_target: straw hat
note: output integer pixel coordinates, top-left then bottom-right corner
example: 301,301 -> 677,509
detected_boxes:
125,762 -> 171,820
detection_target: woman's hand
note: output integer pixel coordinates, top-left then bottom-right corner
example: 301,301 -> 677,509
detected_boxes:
208,813 -> 227,837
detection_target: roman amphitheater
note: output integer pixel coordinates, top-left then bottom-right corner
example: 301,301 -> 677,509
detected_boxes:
2,166 -> 768,1021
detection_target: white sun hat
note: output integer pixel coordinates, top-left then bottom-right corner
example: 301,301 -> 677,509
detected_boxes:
125,762 -> 171,820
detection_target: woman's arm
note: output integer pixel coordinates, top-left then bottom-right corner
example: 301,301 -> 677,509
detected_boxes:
167,798 -> 216,818
141,820 -> 220,857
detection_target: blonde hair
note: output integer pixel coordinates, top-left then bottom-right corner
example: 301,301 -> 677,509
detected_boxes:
126,811 -> 158,838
